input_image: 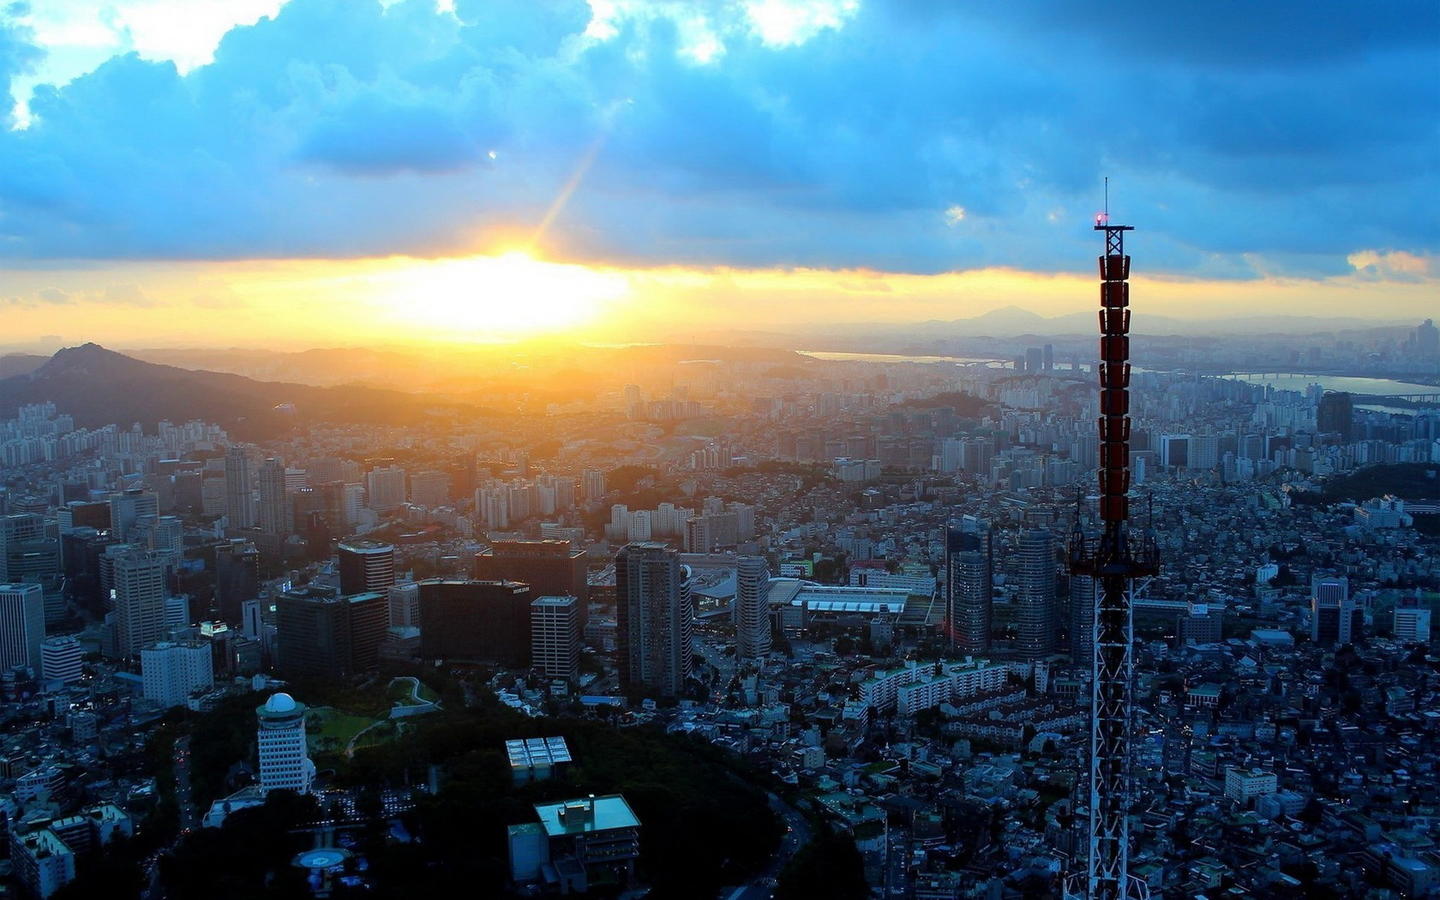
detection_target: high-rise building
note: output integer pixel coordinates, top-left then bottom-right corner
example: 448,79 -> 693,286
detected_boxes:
1069,574 -> 1096,665
10,826 -> 76,899
946,523 -> 991,653
387,581 -> 420,628
213,540 -> 260,623
1187,434 -> 1219,471
257,458 -> 289,536
0,513 -> 46,581
256,693 -> 314,794
107,490 -> 158,542
140,641 -> 213,708
274,586 -> 387,678
337,540 -> 396,596
476,487 -> 510,530
111,550 -> 173,659
615,543 -> 692,698
1238,433 -> 1265,461
1159,434 -> 1190,469
961,439 -> 994,476
474,540 -> 589,626
2,532 -> 60,595
0,583 -> 46,672
1411,318 -> 1438,358
735,555 -> 772,662
365,466 -> 407,513
132,515 -> 183,556
40,635 -> 83,684
1016,529 -> 1057,659
1175,603 -> 1223,646
408,471 -> 451,508
531,595 -> 579,680
1043,343 -> 1055,371
581,469 -> 606,501
1317,392 -> 1354,442
342,483 -> 365,526
1393,594 -> 1432,644
417,579 -> 532,666
224,446 -> 255,529
1310,575 -> 1360,647
57,502 -> 105,536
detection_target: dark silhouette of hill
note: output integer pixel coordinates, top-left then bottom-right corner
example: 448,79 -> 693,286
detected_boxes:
0,354 -> 47,378
0,344 -> 487,438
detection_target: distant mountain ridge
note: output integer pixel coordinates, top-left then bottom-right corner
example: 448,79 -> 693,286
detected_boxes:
0,354 -> 47,378
0,344 -> 487,438
811,307 -> 1417,339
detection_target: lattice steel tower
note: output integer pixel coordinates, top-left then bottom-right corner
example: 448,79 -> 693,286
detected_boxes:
1068,218 -> 1159,900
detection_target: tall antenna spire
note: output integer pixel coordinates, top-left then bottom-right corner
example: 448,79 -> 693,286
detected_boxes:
1066,215 -> 1159,900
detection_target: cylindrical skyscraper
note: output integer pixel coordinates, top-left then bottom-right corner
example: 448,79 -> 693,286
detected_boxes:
946,525 -> 991,653
1016,529 -> 1057,659
735,555 -> 772,662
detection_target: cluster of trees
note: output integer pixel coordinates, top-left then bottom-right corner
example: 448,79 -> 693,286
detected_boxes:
1324,463 -> 1439,502
896,390 -> 993,418
108,686 -> 781,899
775,827 -> 867,900
346,694 -> 783,897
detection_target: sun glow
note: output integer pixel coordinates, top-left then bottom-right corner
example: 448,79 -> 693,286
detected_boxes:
370,251 -> 630,339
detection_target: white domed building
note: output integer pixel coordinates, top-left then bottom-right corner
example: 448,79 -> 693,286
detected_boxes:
256,692 -> 315,795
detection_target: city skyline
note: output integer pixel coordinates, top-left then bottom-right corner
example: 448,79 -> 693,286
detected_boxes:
0,3 -> 1437,899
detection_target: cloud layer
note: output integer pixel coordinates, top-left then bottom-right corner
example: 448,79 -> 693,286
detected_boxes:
1,0 -> 1436,278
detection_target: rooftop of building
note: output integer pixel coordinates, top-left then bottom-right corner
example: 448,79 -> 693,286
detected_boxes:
257,692 -> 306,718
337,539 -> 394,553
533,794 -> 640,838
862,657 -> 1003,685
479,539 -> 582,557
506,736 -> 572,769
279,587 -> 384,606
15,827 -> 72,857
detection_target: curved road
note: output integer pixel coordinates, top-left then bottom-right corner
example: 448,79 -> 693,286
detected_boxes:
728,791 -> 812,900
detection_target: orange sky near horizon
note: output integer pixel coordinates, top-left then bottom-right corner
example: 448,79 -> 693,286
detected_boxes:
2,250 -> 1435,350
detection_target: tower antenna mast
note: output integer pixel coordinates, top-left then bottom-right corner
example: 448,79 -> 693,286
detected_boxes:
1068,194 -> 1158,900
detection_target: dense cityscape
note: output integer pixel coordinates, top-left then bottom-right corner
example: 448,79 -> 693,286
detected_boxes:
0,310 -> 1433,898
3,1 -> 1438,899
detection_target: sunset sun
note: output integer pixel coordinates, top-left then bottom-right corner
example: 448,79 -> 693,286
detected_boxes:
371,251 -> 630,339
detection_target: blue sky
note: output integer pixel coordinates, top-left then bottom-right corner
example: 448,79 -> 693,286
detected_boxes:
0,0 -> 1436,343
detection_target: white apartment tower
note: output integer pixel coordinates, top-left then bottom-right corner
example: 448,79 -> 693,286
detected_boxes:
256,693 -> 315,795
141,641 -> 214,708
735,556 -> 772,662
